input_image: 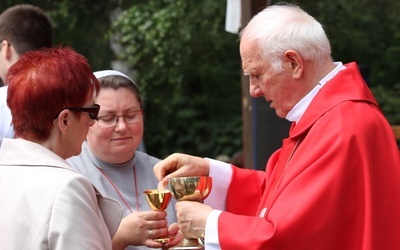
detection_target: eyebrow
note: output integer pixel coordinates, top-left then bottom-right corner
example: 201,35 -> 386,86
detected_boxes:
242,61 -> 257,75
243,66 -> 259,76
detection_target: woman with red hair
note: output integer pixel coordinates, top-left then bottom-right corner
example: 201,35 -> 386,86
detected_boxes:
0,47 -> 122,249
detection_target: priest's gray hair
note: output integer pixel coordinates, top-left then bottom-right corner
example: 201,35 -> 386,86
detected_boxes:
240,3 -> 331,74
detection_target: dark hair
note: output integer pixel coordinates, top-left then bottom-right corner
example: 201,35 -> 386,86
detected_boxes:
7,46 -> 100,141
97,75 -> 144,109
0,4 -> 53,55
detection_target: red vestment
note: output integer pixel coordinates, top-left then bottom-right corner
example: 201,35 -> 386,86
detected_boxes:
219,62 -> 400,249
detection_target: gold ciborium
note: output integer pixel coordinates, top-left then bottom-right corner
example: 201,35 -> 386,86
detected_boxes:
168,176 -> 213,250
143,189 -> 173,244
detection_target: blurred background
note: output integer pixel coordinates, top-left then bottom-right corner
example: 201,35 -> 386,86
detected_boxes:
1,0 -> 399,168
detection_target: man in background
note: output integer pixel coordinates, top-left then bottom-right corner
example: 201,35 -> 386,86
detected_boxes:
0,4 -> 53,146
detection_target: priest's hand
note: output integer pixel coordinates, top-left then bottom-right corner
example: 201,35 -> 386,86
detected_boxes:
175,201 -> 213,239
154,153 -> 210,189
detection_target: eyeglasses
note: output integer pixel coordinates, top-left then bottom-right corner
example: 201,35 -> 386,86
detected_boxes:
95,110 -> 143,128
68,104 -> 100,120
55,104 -> 100,120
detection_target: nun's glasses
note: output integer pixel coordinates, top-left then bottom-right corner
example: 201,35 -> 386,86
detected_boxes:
95,110 -> 143,128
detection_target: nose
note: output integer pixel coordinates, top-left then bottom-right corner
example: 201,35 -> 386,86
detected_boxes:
115,116 -> 128,130
249,79 -> 262,98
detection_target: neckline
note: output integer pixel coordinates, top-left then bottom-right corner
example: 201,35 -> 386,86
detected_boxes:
86,141 -> 139,212
97,165 -> 140,213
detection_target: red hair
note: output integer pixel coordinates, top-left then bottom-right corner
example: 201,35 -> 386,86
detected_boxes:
6,46 -> 100,141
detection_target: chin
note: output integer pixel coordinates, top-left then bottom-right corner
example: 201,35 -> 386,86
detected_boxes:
275,110 -> 286,119
113,147 -> 135,155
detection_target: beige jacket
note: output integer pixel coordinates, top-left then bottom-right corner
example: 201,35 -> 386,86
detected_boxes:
0,138 -> 122,249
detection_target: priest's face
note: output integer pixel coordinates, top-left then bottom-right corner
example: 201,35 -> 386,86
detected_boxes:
240,39 -> 305,118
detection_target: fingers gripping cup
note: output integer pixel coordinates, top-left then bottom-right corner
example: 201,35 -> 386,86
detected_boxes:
143,189 -> 173,244
168,176 -> 212,250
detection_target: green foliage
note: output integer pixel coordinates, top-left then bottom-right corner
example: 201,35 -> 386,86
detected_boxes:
371,84 -> 400,124
46,0 -> 116,70
112,0 -> 242,158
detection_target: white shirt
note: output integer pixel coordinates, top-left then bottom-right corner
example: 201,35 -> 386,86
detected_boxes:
286,62 -> 346,123
0,86 -> 14,147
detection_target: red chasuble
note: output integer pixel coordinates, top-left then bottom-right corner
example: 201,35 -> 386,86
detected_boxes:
220,62 -> 400,249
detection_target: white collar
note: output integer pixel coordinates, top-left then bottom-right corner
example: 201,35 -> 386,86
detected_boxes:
286,62 -> 346,123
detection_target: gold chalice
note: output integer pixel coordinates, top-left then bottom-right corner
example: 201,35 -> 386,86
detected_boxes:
168,176 -> 213,250
143,189 -> 174,244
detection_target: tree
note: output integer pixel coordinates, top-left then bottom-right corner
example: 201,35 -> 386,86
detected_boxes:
111,0 -> 243,158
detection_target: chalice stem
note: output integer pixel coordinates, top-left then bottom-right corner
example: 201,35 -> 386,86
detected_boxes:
143,189 -> 174,244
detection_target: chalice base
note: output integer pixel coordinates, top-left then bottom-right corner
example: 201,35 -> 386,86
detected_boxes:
154,235 -> 174,244
168,238 -> 204,250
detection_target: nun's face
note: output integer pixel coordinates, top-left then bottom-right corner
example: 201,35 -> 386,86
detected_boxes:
87,87 -> 143,164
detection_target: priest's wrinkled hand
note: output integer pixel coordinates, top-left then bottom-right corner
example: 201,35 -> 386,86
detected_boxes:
175,201 -> 213,239
154,153 -> 210,189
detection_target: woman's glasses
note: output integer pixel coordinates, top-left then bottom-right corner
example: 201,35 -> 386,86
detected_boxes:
55,104 -> 100,120
68,104 -> 100,120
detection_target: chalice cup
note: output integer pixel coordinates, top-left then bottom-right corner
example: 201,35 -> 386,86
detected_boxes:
143,189 -> 174,244
168,176 -> 213,250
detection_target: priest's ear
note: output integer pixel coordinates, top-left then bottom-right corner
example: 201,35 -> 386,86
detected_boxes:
284,50 -> 303,79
